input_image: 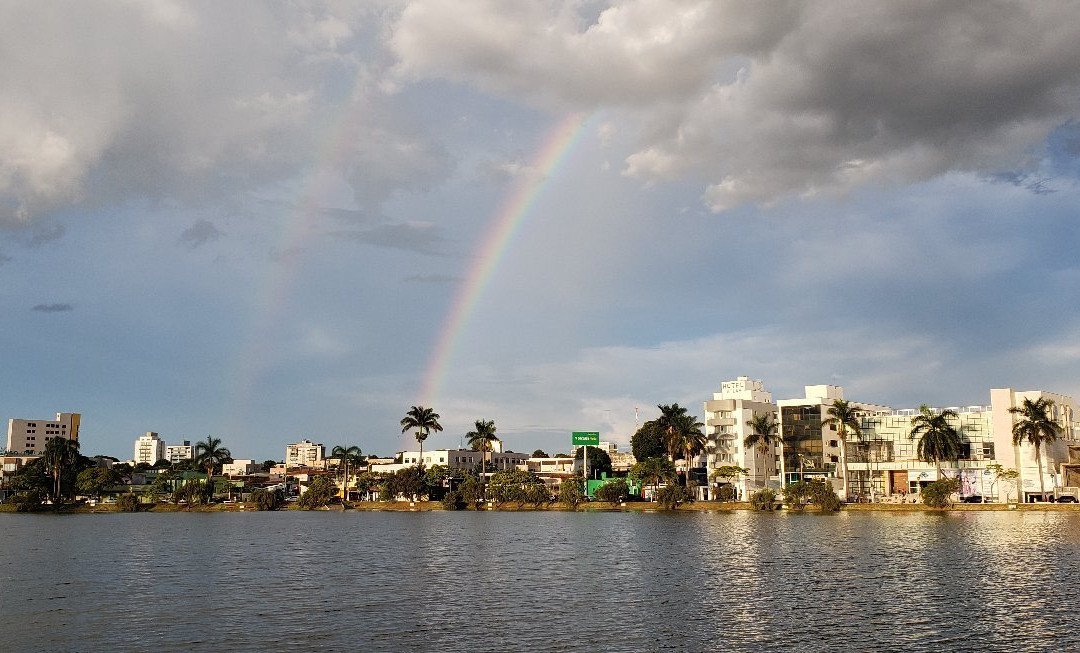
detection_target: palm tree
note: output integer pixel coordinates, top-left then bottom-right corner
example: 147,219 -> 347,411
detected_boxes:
672,413 -> 706,488
466,419 -> 499,496
823,399 -> 862,501
330,445 -> 363,502
195,436 -> 231,499
629,456 -> 677,498
909,405 -> 961,477
743,412 -> 780,490
656,403 -> 690,461
42,436 -> 80,501
1009,397 -> 1063,501
400,405 -> 443,468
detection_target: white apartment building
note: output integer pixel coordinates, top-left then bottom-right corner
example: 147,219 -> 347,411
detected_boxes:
846,387 -> 1080,502
222,459 -> 260,476
166,440 -> 194,463
134,432 -> 167,465
377,448 -> 529,473
5,412 -> 81,456
286,439 -> 326,469
704,377 -> 778,499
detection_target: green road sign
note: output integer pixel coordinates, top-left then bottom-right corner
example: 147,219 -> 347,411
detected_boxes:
572,431 -> 600,445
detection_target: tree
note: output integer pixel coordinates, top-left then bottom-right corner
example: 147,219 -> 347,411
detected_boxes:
531,449 -> 548,458
574,446 -> 613,479
743,412 -> 780,490
630,420 -> 666,461
400,405 -> 443,468
710,465 -> 749,501
299,475 -> 337,509
783,480 -> 841,512
559,475 -> 585,509
261,460 -> 278,473
655,484 -> 691,509
822,399 -> 862,501
250,488 -> 283,511
42,436 -> 81,502
921,477 -> 961,508
749,488 -> 777,511
909,405 -> 961,476
986,463 -> 1020,503
629,456 -> 677,498
1009,397 -> 1063,500
594,478 -> 630,504
656,403 -> 690,461
330,445 -> 363,502
466,419 -> 499,496
195,436 -> 232,496
673,413 -> 706,488
76,467 -> 120,500
488,469 -> 546,505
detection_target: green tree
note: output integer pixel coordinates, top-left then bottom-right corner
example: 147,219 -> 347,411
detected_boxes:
488,469 -> 546,505
656,403 -> 690,461
330,445 -> 363,502
629,456 -> 677,498
655,484 -> 691,509
42,436 -> 81,502
921,477 -> 961,508
400,405 -> 443,468
250,488 -> 283,511
783,480 -> 841,512
574,445 -> 613,479
909,405 -> 962,475
531,449 -> 548,458
630,420 -> 666,461
559,475 -> 585,509
116,494 -> 140,512
594,478 -> 630,504
466,419 -> 499,496
195,436 -> 232,494
299,475 -> 337,509
76,467 -> 120,500
1009,397 -> 1063,500
672,413 -> 706,488
749,488 -> 777,511
261,460 -> 278,473
710,465 -> 749,501
743,412 -> 780,490
822,399 -> 862,501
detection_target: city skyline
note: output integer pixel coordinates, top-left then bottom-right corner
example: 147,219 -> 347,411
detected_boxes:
3,3 -> 1080,461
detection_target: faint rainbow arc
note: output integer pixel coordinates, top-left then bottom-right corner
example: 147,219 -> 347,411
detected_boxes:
419,112 -> 591,407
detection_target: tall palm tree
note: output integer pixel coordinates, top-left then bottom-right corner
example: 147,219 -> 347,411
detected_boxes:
42,436 -> 80,501
823,399 -> 862,500
656,403 -> 690,461
629,456 -> 677,498
195,436 -> 231,499
400,405 -> 443,468
1009,397 -> 1063,500
330,445 -> 363,501
909,405 -> 961,476
672,413 -> 706,488
466,419 -> 499,495
744,412 -> 780,490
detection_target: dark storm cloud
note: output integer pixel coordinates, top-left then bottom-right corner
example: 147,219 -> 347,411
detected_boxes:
178,219 -> 224,249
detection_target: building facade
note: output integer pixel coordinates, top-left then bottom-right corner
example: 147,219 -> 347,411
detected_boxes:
166,440 -> 194,463
5,412 -> 81,456
286,439 -> 326,469
134,432 -> 167,465
704,377 -> 778,499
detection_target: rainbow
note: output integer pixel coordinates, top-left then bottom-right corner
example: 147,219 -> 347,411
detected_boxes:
419,112 -> 591,406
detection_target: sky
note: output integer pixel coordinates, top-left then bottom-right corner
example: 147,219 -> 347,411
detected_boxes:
3,1 -> 1080,462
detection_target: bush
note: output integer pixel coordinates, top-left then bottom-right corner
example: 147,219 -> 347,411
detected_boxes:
749,489 -> 777,511
524,483 -> 552,507
250,488 -> 283,511
441,490 -> 465,510
172,479 -> 208,505
299,476 -> 337,509
655,484 -> 691,510
459,476 -> 484,507
116,494 -> 140,512
922,478 -> 961,508
594,478 -> 630,504
715,485 -> 737,502
14,490 -> 46,512
783,480 -> 841,512
559,477 -> 585,509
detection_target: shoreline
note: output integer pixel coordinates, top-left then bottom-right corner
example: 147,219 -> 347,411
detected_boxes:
5,500 -> 1080,514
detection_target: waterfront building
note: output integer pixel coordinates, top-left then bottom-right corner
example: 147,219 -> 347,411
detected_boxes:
134,432 -> 167,465
847,387 -> 1080,502
5,412 -> 81,456
703,377 -> 779,499
393,448 -> 529,471
286,439 -> 326,469
221,459 -> 260,476
166,440 -> 194,463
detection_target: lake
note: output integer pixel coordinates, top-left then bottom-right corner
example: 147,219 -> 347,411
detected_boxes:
1,510 -> 1076,652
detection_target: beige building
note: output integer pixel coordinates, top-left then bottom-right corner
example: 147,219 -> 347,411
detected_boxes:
134,432 -> 166,465
166,440 -> 194,463
6,412 -> 81,456
286,439 -> 326,469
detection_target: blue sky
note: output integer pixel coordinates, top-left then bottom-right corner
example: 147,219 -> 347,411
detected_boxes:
2,2 -> 1080,461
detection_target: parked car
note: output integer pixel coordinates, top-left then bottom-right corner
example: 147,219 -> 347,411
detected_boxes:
960,495 -> 984,503
1056,495 -> 1077,503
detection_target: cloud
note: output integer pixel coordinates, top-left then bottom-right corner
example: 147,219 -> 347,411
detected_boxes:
332,222 -> 446,255
27,223 -> 66,247
392,1 -> 1080,212
178,219 -> 224,249
32,303 -> 73,313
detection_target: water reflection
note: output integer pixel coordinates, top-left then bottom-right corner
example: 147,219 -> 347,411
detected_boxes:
2,511 -> 1079,652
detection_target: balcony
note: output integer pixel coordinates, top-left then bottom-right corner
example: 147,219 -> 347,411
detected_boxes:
708,417 -> 736,427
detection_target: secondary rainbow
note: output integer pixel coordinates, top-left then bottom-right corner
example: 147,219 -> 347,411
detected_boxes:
419,112 -> 591,406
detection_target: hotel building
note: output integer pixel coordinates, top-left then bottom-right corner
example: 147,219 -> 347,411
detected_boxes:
286,439 -> 326,469
166,440 -> 195,463
703,376 -> 778,499
134,432 -> 167,465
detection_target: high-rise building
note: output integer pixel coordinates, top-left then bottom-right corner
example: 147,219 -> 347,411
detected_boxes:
5,412 -> 81,456
166,440 -> 195,463
134,432 -> 167,465
286,439 -> 325,469
704,376 -> 778,499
